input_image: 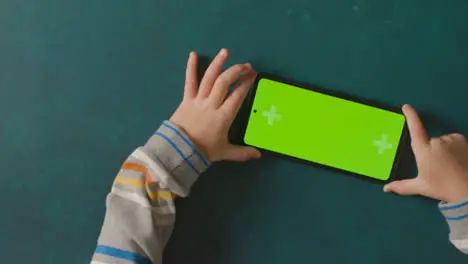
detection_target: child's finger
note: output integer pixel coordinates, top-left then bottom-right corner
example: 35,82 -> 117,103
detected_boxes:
221,71 -> 257,118
383,178 -> 421,196
222,145 -> 261,162
402,104 -> 429,154
184,51 -> 198,99
198,48 -> 229,99
209,63 -> 251,107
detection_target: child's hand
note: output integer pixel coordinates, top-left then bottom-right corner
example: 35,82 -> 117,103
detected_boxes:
384,104 -> 468,203
169,48 -> 261,162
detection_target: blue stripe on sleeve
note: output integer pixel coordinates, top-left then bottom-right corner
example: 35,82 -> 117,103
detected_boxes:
95,245 -> 151,264
162,122 -> 210,167
446,214 -> 468,221
155,131 -> 200,175
440,200 -> 468,211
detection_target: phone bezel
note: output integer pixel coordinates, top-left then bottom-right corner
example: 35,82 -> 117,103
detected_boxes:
239,73 -> 409,183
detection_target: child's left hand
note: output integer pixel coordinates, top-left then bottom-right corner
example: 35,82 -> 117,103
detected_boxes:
169,48 -> 261,162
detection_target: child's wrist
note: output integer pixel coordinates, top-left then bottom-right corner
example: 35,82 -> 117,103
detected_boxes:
443,186 -> 468,204
445,195 -> 468,204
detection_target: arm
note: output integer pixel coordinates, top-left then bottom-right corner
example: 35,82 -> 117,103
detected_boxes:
384,104 -> 468,254
440,200 -> 468,254
92,122 -> 209,264
91,48 -> 261,264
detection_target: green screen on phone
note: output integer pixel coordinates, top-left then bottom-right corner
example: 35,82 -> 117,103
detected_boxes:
244,78 -> 406,181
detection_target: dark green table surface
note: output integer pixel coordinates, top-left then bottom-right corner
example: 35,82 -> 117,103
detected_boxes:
1,0 -> 468,263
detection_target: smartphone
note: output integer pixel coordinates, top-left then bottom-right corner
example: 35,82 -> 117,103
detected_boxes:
242,74 -> 408,182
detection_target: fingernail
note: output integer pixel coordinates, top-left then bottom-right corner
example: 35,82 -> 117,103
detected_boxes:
219,48 -> 228,56
403,104 -> 414,112
244,63 -> 252,69
383,185 -> 390,192
254,150 -> 262,159
240,65 -> 251,74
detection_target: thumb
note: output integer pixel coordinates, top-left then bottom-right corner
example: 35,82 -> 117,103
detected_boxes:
222,145 -> 261,162
383,178 -> 422,196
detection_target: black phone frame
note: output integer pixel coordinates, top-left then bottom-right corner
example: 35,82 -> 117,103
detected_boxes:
239,73 -> 409,184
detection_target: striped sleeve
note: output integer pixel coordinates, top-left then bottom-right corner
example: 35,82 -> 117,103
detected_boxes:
439,199 -> 468,254
91,121 -> 210,264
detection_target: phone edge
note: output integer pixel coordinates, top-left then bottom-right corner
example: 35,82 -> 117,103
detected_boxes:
239,72 -> 410,184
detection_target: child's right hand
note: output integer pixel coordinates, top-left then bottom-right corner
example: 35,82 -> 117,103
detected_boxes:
384,104 -> 468,203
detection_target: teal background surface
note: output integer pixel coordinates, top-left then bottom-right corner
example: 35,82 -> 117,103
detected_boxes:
1,0 -> 468,263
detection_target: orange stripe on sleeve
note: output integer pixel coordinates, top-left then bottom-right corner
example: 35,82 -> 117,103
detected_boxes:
119,161 -> 176,201
121,162 -> 152,184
